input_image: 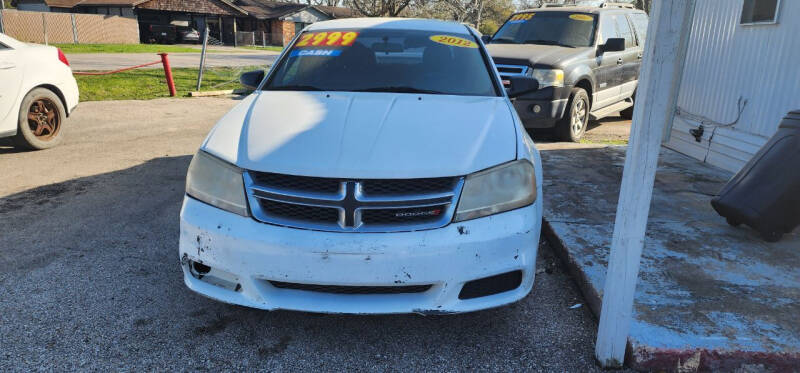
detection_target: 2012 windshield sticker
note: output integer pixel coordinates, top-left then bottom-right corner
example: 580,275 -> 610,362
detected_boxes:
296,31 -> 359,47
508,13 -> 533,23
289,49 -> 342,57
429,35 -> 478,48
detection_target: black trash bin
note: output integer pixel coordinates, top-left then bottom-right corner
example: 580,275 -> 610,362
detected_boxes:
711,110 -> 800,242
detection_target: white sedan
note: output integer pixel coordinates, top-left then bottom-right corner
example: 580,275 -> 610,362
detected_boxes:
179,18 -> 543,314
0,33 -> 79,150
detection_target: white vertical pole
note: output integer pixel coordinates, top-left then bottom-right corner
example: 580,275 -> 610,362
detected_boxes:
71,14 -> 79,44
42,12 -> 48,45
594,0 -> 695,368
0,2 -> 5,35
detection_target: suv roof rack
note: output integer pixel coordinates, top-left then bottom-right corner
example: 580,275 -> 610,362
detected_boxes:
601,2 -> 635,9
540,4 -> 566,7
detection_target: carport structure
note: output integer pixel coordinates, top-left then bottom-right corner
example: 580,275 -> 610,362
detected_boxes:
573,0 -> 799,370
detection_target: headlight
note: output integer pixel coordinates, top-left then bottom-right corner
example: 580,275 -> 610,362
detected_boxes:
186,150 -> 249,216
454,160 -> 537,222
530,69 -> 564,88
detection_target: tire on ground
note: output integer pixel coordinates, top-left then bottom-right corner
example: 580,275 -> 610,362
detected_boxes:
556,87 -> 590,142
620,92 -> 635,120
13,88 -> 66,150
620,102 -> 634,120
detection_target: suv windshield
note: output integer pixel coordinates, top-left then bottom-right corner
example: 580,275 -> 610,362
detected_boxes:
491,12 -> 597,48
265,28 -> 498,96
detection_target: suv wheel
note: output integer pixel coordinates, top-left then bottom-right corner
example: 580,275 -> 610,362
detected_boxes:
620,91 -> 635,120
556,87 -> 589,142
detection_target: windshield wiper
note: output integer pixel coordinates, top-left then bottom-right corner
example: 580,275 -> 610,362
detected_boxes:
524,39 -> 576,48
351,87 -> 445,94
268,85 -> 325,91
489,38 -> 517,44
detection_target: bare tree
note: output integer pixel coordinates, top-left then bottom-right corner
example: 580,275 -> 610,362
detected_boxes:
440,0 -> 483,22
348,0 -> 414,16
634,0 -> 651,13
309,0 -> 346,6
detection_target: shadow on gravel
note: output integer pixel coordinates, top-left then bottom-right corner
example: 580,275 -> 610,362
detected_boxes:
0,155 -> 602,371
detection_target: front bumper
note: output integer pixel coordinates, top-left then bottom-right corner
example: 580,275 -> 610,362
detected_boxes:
512,98 -> 569,128
507,86 -> 571,129
178,196 -> 542,314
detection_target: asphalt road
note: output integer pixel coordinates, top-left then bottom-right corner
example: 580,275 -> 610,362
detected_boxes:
67,50 -> 280,71
0,97 -> 627,371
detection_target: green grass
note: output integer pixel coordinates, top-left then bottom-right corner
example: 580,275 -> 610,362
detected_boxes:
54,43 -> 203,54
54,43 -> 284,54
75,66 -> 262,101
239,45 -> 284,52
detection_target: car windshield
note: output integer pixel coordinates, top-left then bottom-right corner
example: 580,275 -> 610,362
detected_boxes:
265,28 -> 498,96
490,12 -> 597,48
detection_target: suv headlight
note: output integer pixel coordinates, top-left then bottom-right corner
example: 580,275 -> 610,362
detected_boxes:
454,160 -> 537,222
530,69 -> 564,88
186,150 -> 249,216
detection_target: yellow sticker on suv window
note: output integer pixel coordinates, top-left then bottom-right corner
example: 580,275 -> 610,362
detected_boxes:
429,35 -> 478,48
296,31 -> 359,47
508,13 -> 534,23
569,14 -> 594,21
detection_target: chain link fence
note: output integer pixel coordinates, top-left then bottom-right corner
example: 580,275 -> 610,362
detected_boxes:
0,9 -> 139,44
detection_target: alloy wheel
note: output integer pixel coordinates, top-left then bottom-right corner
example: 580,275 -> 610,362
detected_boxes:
27,98 -> 61,141
571,98 -> 587,136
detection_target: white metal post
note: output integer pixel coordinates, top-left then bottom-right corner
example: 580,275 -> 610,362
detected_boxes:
196,25 -> 209,91
42,12 -> 48,45
71,14 -> 78,44
594,0 -> 695,368
0,1 -> 5,35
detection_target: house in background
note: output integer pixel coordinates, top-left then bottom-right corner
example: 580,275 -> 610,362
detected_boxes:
666,0 -> 799,173
11,0 -> 353,45
235,0 -> 354,46
13,0 -> 136,17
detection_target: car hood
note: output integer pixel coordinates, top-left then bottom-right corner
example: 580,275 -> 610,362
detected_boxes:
487,43 -> 591,68
202,91 -> 517,178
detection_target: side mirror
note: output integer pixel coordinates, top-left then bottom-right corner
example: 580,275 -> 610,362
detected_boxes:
481,35 -> 492,44
240,70 -> 265,90
506,76 -> 539,98
600,37 -> 625,53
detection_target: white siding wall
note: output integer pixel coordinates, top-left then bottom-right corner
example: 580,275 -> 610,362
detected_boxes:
666,0 -> 800,172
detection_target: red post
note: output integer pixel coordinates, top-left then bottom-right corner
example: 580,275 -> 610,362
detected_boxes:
159,53 -> 177,97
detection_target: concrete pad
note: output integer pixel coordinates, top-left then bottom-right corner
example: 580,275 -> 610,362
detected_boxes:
539,145 -> 800,371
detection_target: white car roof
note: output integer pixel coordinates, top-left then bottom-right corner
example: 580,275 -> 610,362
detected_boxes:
306,18 -> 472,35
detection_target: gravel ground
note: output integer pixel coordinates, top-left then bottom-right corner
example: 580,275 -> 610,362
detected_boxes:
0,97 -> 626,371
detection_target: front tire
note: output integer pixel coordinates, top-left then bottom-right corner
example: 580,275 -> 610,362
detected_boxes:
13,88 -> 65,150
556,87 -> 589,142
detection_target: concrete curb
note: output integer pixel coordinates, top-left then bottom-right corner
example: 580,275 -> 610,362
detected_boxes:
189,88 -> 251,97
542,218 -> 800,372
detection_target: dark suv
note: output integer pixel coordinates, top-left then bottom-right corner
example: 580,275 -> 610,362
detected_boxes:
484,4 -> 649,141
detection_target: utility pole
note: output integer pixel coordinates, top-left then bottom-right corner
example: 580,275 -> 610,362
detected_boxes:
196,25 -> 209,91
594,0 -> 695,368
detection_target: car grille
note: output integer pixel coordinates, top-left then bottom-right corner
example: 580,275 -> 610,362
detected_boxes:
245,171 -> 464,233
495,64 -> 530,88
268,281 -> 433,295
495,64 -> 529,77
